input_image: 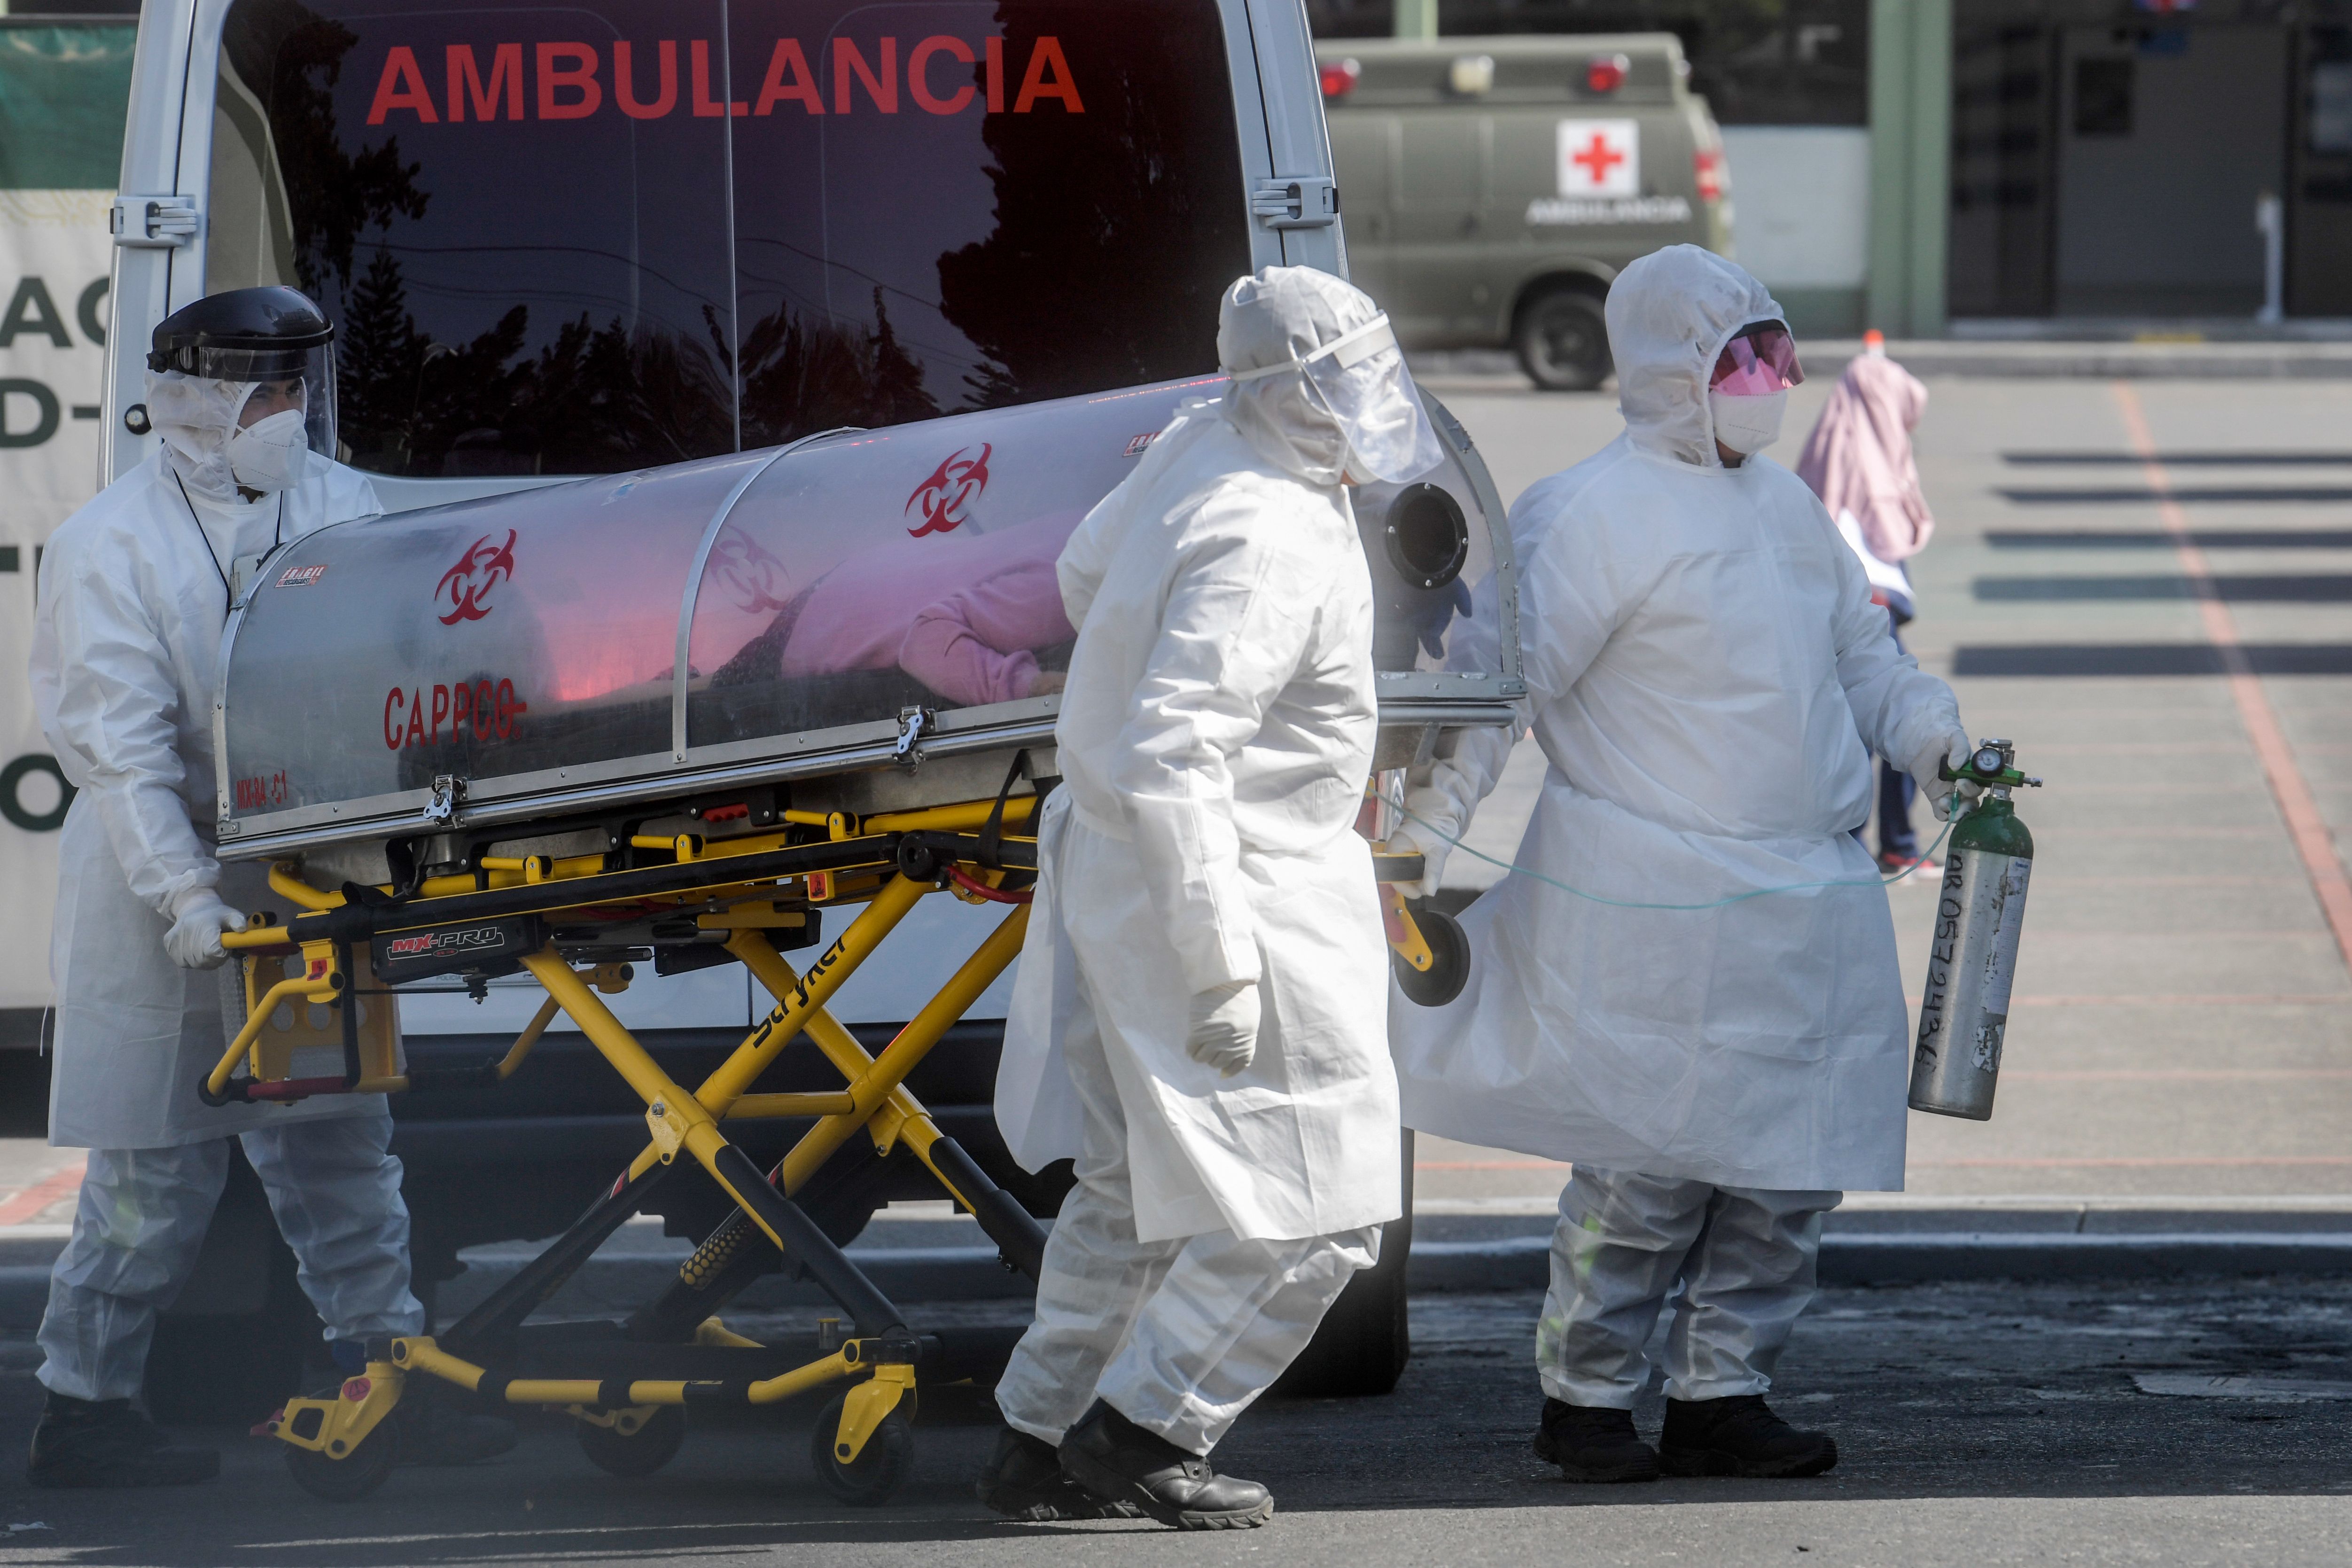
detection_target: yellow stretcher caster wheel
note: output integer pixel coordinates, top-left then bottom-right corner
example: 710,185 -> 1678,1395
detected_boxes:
1392,903 -> 1471,1008
810,1390 -> 912,1506
284,1411 -> 400,1501
577,1406 -> 686,1477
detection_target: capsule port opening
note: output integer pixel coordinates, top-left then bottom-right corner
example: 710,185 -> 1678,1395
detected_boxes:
1382,484 -> 1470,591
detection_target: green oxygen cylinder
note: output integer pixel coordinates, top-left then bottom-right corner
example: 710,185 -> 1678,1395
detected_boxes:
1909,740 -> 2042,1121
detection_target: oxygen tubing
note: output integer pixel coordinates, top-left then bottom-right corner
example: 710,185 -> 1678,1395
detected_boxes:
1399,808 -> 1958,913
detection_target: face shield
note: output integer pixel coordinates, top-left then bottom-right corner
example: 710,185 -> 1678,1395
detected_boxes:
158,341 -> 338,466
147,287 -> 340,484
1231,312 -> 1443,484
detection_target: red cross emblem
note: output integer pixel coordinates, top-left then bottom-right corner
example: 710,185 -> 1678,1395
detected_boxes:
1557,119 -> 1638,197
1570,131 -> 1626,186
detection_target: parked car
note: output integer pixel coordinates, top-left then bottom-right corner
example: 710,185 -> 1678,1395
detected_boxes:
1316,33 -> 1733,390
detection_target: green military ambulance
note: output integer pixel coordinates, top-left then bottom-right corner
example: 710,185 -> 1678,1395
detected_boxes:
1317,33 -> 1731,390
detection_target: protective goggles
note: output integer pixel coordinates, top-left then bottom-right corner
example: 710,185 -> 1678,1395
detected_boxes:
1709,321 -> 1804,395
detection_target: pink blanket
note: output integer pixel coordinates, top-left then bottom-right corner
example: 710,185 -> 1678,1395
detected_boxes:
777,514 -> 1079,706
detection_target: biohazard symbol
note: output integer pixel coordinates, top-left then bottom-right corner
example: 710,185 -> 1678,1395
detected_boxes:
709,525 -> 795,614
905,444 -> 992,538
436,529 -> 517,625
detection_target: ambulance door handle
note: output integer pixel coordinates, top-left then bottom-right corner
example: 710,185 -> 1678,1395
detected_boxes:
111,196 -> 200,249
1253,176 -> 1339,230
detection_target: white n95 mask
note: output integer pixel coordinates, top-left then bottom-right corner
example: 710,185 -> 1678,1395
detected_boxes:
1708,388 -> 1787,456
226,408 -> 309,493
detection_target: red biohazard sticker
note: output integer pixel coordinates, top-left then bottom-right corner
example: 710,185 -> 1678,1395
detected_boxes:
905,444 -> 992,538
275,564 -> 327,588
436,530 -> 517,624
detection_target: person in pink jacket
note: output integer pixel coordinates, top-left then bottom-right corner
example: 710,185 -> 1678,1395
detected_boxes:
1794,339 -> 1937,871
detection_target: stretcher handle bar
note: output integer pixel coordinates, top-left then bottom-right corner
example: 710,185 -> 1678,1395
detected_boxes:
241,1074 -> 407,1101
394,1337 -> 874,1410
202,972 -> 336,1102
862,794 -> 1036,836
271,863 -> 342,910
221,921 -> 294,952
772,903 -> 1031,1197
522,947 -> 908,1335
273,829 -> 1004,947
216,992 -> 564,1106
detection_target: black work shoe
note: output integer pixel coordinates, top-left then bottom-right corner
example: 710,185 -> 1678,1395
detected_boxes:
1659,1394 -> 1838,1478
976,1426 -> 1138,1521
1531,1397 -> 1659,1482
1058,1400 -> 1273,1531
27,1393 -> 219,1488
395,1388 -> 519,1467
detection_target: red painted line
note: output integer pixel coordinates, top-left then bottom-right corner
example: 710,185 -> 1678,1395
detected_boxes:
0,1159 -> 86,1226
2113,382 -> 2352,980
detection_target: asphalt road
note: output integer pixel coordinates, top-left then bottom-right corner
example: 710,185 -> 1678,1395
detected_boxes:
0,1278 -> 2348,1566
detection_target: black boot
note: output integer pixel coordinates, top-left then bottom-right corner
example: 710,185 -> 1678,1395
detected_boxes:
1058,1400 -> 1272,1531
976,1426 -> 1137,1521
27,1393 -> 219,1488
394,1386 -> 519,1467
1531,1397 -> 1659,1482
1659,1394 -> 1837,1478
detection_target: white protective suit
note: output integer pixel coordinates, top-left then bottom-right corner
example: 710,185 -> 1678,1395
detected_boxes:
29,370 -> 421,1399
1386,244 -> 1964,1194
991,266 -> 1407,1452
1537,1166 -> 1837,1408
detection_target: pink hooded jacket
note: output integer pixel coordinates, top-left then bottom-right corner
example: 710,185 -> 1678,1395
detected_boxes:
1794,353 -> 1934,563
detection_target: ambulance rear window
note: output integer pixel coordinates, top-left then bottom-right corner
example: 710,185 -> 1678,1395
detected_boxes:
207,0 -> 1250,478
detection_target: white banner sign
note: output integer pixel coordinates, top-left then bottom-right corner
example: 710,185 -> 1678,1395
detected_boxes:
2,189 -> 112,1013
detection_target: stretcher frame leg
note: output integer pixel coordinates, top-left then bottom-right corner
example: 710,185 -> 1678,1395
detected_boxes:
230,799 -> 1045,1499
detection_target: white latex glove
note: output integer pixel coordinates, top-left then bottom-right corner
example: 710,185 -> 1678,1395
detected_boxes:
164,892 -> 246,970
1908,730 -> 1979,822
1382,819 -> 1452,901
1185,980 -> 1261,1078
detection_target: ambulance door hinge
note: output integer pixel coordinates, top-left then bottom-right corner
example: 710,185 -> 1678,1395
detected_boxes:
111,195 -> 200,249
1252,176 -> 1339,230
892,707 -> 935,768
422,774 -> 465,828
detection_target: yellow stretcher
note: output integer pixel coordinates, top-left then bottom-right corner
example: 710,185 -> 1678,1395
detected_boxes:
207,779 -> 1452,1502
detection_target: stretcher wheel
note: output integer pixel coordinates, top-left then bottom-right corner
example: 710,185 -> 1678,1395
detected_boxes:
283,1412 -> 401,1501
577,1405 -> 686,1477
1393,904 -> 1471,1008
810,1391 -> 912,1506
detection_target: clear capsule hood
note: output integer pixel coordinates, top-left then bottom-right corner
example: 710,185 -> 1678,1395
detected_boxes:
214,379 -> 1521,857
